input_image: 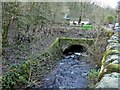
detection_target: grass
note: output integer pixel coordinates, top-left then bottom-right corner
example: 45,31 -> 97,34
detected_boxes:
87,68 -> 100,88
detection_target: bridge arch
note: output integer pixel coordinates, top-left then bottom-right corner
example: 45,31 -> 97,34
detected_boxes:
63,44 -> 87,55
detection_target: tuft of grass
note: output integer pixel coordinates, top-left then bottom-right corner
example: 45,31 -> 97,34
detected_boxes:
87,69 -> 100,88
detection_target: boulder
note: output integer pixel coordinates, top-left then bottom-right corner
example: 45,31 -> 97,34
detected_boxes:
96,72 -> 120,88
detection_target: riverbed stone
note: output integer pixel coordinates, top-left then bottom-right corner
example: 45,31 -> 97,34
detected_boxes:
96,72 -> 120,88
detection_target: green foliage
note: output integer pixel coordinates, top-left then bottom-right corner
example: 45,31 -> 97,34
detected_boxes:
88,69 -> 100,88
88,69 -> 100,82
2,61 -> 30,90
107,15 -> 115,24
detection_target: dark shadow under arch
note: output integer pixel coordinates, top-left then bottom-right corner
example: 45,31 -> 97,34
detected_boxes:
63,44 -> 87,55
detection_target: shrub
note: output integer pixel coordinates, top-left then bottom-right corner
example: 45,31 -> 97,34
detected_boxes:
2,61 -> 30,90
87,69 -> 100,88
107,15 -> 115,24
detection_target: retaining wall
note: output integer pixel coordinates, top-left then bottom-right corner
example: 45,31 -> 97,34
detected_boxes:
96,33 -> 120,88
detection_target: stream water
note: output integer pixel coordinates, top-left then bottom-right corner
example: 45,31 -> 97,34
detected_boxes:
41,53 -> 94,89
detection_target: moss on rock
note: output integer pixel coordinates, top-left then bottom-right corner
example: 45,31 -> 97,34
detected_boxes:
101,49 -> 120,65
98,63 -> 120,81
105,63 -> 120,73
98,33 -> 120,81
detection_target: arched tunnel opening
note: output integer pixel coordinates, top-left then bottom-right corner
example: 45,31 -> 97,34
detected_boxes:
63,44 -> 87,56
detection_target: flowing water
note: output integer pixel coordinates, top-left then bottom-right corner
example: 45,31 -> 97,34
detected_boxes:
41,53 -> 94,89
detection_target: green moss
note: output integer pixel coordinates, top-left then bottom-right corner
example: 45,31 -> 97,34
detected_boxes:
98,63 -> 120,81
98,49 -> 120,81
59,37 -> 94,47
49,37 -> 63,60
98,49 -> 120,80
97,30 -> 117,81
106,63 -> 120,73
102,49 -> 120,65
50,37 -> 60,48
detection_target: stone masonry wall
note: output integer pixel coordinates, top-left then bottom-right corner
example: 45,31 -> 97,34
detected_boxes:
96,33 -> 120,88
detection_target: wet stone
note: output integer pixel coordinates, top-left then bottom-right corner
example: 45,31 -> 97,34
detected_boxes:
41,53 -> 93,88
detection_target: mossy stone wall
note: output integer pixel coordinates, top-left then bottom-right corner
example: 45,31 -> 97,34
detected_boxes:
97,32 -> 120,88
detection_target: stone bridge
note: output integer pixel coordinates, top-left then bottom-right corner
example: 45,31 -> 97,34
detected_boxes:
49,37 -> 94,59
